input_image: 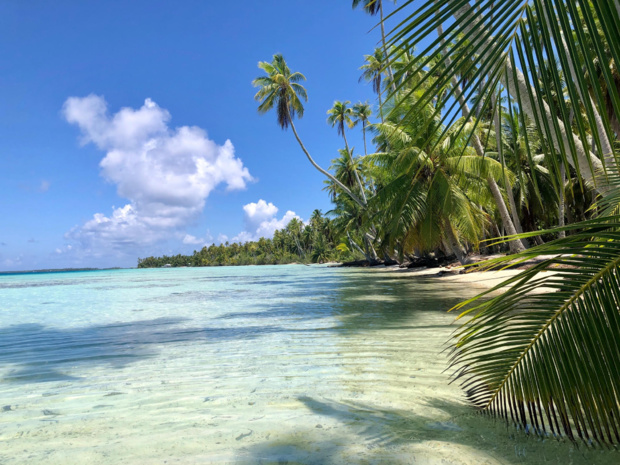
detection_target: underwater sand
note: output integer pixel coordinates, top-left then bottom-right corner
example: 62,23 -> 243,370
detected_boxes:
0,266 -> 615,464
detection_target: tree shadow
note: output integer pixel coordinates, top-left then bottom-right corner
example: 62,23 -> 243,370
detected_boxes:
0,317 -> 308,384
239,396 -> 619,464
217,271 -> 470,335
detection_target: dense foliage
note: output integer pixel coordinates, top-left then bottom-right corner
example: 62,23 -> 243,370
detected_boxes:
137,211 -> 361,268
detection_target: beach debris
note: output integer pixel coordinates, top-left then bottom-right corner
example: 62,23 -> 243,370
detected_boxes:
235,429 -> 253,441
2,405 -> 12,412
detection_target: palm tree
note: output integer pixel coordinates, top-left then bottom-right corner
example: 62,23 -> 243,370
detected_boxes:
389,0 -> 620,443
360,49 -> 387,122
328,101 -> 368,204
327,100 -> 354,153
369,88 -> 507,265
253,54 -> 365,208
352,101 -> 373,156
352,0 -> 397,93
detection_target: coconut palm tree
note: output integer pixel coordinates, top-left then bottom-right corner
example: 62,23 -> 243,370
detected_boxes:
352,0 -> 397,93
352,101 -> 373,156
327,100 -> 355,153
360,49 -> 388,122
328,101 -> 368,203
253,54 -> 365,208
389,0 -> 620,443
368,88 -> 508,265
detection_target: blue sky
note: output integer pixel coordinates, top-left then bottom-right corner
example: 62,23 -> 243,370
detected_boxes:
0,1 -> 389,271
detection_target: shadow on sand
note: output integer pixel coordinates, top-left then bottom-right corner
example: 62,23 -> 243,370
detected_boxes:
236,395 -> 617,465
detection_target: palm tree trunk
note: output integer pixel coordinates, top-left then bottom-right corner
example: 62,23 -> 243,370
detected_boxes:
342,128 -> 350,154
378,89 -> 385,123
347,231 -> 372,262
492,92 -> 529,248
364,233 -> 379,261
362,121 -> 368,157
436,18 -> 525,254
443,217 -> 471,266
558,161 -> 566,239
343,128 -> 368,204
452,5 -> 607,192
288,117 -> 366,208
379,2 -> 397,94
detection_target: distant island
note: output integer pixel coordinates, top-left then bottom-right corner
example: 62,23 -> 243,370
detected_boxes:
138,211 -> 361,268
0,267 -> 124,276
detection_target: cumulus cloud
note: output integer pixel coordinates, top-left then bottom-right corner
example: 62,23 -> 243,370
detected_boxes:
233,200 -> 301,243
63,95 -> 253,252
182,231 -> 214,246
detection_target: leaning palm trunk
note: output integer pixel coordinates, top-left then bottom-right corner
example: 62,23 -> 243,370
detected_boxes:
288,116 -> 366,208
347,231 -> 373,262
558,161 -> 566,238
343,129 -> 368,204
436,18 -> 525,253
379,2 -> 397,94
443,217 -> 471,265
452,5 -> 607,192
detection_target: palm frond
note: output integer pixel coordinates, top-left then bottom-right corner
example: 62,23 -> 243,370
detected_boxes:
451,216 -> 620,445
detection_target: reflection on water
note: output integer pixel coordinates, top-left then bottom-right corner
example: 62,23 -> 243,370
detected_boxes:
0,266 -> 616,464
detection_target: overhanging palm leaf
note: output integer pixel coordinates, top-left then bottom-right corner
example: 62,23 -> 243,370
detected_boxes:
386,0 -> 619,190
451,215 -> 620,445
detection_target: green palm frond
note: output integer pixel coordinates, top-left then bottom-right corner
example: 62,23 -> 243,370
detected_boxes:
451,216 -> 620,445
386,0 -> 619,190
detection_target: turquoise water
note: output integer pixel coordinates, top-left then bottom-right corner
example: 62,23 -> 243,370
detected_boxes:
0,266 -> 615,464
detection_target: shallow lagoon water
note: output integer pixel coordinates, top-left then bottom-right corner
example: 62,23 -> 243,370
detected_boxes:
0,266 -> 616,464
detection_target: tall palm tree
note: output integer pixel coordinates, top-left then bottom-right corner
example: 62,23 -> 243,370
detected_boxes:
352,101 -> 373,156
327,100 -> 354,153
253,54 -> 365,208
328,101 -> 367,203
352,0 -> 397,93
360,49 -> 387,122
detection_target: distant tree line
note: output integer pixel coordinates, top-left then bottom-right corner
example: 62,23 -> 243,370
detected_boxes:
137,210 -> 361,268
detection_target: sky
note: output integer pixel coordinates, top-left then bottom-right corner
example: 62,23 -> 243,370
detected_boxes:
0,0 -> 389,271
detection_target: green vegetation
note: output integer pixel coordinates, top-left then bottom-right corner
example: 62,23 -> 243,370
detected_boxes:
137,211 -> 360,268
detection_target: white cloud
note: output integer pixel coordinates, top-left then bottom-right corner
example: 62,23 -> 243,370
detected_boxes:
63,95 -> 253,252
182,234 -> 203,245
233,199 -> 301,243
243,200 -> 279,229
39,180 -> 51,193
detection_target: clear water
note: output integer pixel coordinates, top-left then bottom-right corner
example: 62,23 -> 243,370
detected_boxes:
0,266 -> 615,464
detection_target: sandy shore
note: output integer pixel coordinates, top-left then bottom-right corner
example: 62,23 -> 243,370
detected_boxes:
374,263 -> 556,292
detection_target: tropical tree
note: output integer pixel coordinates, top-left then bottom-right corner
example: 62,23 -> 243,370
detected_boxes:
360,49 -> 388,122
253,54 -> 366,207
327,100 -> 355,152
368,88 -> 508,265
352,0 -> 397,92
388,0 -> 620,443
352,101 -> 373,156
